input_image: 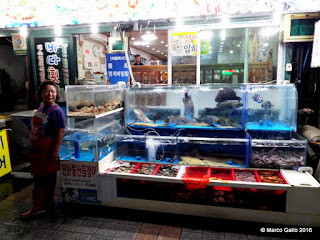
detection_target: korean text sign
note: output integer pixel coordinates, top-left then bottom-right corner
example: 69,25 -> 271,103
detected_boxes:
35,38 -> 70,86
0,130 -> 12,177
172,32 -> 197,56
106,53 -> 129,86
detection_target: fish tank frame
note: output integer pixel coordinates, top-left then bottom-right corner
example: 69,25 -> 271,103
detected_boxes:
115,132 -> 251,167
124,83 -> 298,133
65,85 -> 124,118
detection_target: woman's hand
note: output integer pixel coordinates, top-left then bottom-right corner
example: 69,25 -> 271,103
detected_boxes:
50,151 -> 60,161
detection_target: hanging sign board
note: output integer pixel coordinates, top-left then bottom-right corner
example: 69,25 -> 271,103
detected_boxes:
60,161 -> 100,204
311,20 -> 320,68
11,34 -> 27,55
0,130 -> 12,178
106,53 -> 130,86
172,32 -> 197,56
34,38 -> 70,87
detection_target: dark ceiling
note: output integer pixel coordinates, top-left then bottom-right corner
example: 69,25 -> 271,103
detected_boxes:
0,37 -> 12,46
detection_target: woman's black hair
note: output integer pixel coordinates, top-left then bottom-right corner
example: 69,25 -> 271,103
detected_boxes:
38,80 -> 60,101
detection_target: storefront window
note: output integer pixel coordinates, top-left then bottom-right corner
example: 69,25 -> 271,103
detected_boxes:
200,26 -> 278,84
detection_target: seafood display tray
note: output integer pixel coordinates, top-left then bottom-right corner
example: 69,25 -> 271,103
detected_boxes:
67,107 -> 123,119
106,162 -> 181,177
105,162 -> 289,190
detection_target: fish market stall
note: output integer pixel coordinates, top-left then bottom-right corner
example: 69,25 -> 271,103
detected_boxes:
93,84 -> 320,227
60,85 -> 125,204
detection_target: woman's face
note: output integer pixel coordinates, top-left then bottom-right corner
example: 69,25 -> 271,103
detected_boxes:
42,85 -> 57,106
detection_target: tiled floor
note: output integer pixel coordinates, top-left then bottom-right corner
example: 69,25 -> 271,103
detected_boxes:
0,174 -> 319,240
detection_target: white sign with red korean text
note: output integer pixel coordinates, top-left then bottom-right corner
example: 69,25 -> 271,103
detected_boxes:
60,161 -> 98,190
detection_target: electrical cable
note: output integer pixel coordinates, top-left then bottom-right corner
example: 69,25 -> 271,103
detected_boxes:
25,55 -> 30,110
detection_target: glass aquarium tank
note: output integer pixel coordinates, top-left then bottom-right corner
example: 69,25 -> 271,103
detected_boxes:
60,116 -> 123,162
249,131 -> 307,169
115,131 -> 250,167
115,135 -> 178,164
66,85 -> 124,117
125,84 -> 245,132
245,84 -> 297,131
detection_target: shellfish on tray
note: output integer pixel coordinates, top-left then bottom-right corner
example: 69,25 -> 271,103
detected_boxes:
69,100 -> 122,115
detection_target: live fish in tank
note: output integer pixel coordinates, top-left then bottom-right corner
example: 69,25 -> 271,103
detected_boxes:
164,115 -> 196,126
182,91 -> 194,120
252,94 -> 263,103
215,100 -> 243,110
202,115 -> 221,127
133,108 -> 154,123
261,101 -> 273,110
215,88 -> 241,103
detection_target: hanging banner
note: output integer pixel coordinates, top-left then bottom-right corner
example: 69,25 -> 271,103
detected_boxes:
106,53 -> 130,86
311,20 -> 320,68
172,32 -> 197,56
11,34 -> 27,55
0,129 -> 12,178
34,37 -> 70,87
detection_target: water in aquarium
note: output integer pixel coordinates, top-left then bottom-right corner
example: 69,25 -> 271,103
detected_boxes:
125,85 -> 245,131
246,84 -> 297,131
66,85 -> 124,116
60,128 -> 117,162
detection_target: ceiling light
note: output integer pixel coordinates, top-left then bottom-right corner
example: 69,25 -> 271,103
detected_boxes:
161,53 -> 164,54
55,24 -> 62,36
157,50 -> 160,52
198,30 -> 213,39
176,18 -> 183,27
20,25 -> 27,38
55,37 -> 63,46
222,14 -> 230,26
165,55 -> 167,56
91,23 -> 98,34
221,30 -> 226,41
131,37 -> 135,40
237,44 -> 241,47
142,32 -> 158,41
165,44 -> 168,47
160,41 -> 164,43
230,50 -> 233,53
146,45 -> 150,48
152,48 -> 155,50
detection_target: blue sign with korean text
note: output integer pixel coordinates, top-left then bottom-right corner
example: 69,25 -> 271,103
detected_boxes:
106,53 -> 129,86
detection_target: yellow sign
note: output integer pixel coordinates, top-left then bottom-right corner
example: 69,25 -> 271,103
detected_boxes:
0,129 -> 12,177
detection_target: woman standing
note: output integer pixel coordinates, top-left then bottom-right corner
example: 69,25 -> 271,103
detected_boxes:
22,81 -> 65,217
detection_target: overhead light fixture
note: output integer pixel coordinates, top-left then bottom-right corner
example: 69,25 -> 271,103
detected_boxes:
152,48 -> 155,50
160,41 -> 164,43
176,18 -> 183,27
91,23 -> 98,34
55,37 -> 63,46
20,25 -> 27,38
221,30 -> 226,41
156,50 -> 160,52
55,24 -> 62,36
198,30 -> 213,39
141,25 -> 158,41
230,50 -> 233,53
146,45 -> 150,48
165,44 -> 168,47
131,37 -> 135,40
222,14 -> 230,26
161,53 -> 164,54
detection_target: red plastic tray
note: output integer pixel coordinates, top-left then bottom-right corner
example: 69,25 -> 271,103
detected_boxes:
182,167 -> 211,190
210,168 -> 235,191
234,169 -> 260,192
